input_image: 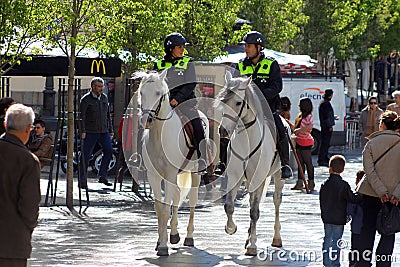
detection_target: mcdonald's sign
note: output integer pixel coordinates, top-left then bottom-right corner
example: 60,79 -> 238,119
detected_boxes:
91,59 -> 106,75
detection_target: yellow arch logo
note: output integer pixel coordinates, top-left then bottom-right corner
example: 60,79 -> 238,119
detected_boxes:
91,59 -> 106,75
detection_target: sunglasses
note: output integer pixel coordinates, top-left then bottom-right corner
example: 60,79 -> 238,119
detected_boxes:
369,102 -> 377,105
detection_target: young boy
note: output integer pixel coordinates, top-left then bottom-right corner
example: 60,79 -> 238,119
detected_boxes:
319,155 -> 361,267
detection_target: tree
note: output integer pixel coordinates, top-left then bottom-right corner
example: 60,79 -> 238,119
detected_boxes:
39,0 -> 122,210
0,0 -> 45,76
238,0 -> 308,51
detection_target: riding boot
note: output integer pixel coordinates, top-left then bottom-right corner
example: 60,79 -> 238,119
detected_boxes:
278,134 -> 292,179
214,137 -> 229,175
197,141 -> 208,175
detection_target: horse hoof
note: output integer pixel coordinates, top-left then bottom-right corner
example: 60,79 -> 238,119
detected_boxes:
271,238 -> 282,248
245,247 -> 257,256
225,225 -> 237,235
170,233 -> 180,244
156,246 -> 169,256
183,237 -> 194,247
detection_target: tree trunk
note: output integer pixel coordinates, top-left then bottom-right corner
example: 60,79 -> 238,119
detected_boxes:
66,55 -> 76,210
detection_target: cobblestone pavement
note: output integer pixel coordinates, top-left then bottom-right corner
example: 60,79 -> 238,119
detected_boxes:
29,147 -> 400,266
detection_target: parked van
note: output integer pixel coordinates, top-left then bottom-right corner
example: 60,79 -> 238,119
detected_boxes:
281,77 -> 347,154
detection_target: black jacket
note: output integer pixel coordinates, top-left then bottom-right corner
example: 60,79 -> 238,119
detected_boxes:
80,92 -> 113,134
153,57 -> 197,105
236,53 -> 283,112
318,98 -> 335,129
319,174 -> 361,225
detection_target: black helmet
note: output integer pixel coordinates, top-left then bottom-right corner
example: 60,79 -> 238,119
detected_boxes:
240,31 -> 265,47
163,33 -> 189,50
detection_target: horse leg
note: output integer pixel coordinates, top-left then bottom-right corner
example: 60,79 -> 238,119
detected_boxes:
150,175 -> 164,253
271,173 -> 284,247
184,173 -> 200,247
170,184 -> 181,245
224,176 -> 242,235
245,182 -> 264,256
156,179 -> 177,256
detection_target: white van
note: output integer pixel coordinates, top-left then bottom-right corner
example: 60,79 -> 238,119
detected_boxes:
281,77 -> 347,154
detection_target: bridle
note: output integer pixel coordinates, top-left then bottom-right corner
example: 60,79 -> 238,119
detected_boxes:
222,89 -> 267,179
141,93 -> 173,121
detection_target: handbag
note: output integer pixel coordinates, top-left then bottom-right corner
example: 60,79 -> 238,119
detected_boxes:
376,202 -> 400,235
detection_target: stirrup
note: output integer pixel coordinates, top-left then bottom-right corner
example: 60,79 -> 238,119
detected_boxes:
128,153 -> 146,171
214,162 -> 226,175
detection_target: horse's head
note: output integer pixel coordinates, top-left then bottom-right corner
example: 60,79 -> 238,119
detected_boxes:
215,71 -> 252,135
137,70 -> 169,128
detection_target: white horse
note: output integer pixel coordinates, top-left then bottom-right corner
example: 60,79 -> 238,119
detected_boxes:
137,71 -> 209,256
215,72 -> 285,256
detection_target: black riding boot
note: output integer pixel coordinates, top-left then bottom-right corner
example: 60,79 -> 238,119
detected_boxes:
215,137 -> 229,175
278,134 -> 292,179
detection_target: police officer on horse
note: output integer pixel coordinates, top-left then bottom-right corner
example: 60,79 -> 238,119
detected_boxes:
215,31 -> 292,179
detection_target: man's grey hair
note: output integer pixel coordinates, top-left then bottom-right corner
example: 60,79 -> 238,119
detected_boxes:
5,104 -> 35,132
91,77 -> 104,87
392,90 -> 400,98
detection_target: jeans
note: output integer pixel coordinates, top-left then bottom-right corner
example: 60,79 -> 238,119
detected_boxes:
322,223 -> 344,267
79,133 -> 113,185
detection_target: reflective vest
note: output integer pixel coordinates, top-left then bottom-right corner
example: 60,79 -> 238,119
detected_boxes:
156,56 -> 190,70
237,57 -> 274,78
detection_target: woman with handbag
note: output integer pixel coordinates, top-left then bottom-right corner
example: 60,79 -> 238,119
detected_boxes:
354,110 -> 400,267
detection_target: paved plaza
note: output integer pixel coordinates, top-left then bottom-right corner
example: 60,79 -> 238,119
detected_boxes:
29,147 -> 400,266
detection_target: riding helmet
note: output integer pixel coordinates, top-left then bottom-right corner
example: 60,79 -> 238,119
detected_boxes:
163,33 -> 189,50
240,31 -> 265,48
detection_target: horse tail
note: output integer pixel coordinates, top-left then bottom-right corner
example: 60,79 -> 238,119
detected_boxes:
177,171 -> 192,206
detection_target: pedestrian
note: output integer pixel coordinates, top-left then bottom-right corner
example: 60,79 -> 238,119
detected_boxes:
0,97 -> 16,136
318,89 -> 335,167
0,104 -> 41,267
133,32 -> 208,174
347,169 -> 365,267
279,96 -> 292,121
319,154 -> 361,267
358,96 -> 383,147
355,110 -> 400,267
215,31 -> 292,179
79,77 -> 114,189
290,97 -> 315,191
27,119 -> 54,169
386,90 -> 400,115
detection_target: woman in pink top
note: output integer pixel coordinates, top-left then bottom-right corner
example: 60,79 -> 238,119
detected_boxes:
291,97 -> 315,190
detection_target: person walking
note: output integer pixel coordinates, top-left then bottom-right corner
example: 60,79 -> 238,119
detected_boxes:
358,96 -> 383,147
215,31 -> 292,179
79,77 -> 114,189
319,155 -> 361,267
318,89 -> 335,167
386,90 -> 400,115
0,104 -> 41,267
290,97 -> 315,191
355,110 -> 400,267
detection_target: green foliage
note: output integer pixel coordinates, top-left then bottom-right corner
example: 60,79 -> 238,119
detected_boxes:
238,0 -> 308,50
0,0 -> 46,75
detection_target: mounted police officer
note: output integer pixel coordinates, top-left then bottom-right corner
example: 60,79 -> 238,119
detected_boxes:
215,31 -> 292,179
133,33 -> 208,174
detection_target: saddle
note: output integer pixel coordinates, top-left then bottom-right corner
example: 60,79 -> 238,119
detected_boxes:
175,108 -> 197,150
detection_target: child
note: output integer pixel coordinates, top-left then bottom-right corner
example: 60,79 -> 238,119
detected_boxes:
347,170 -> 365,267
319,155 -> 361,267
